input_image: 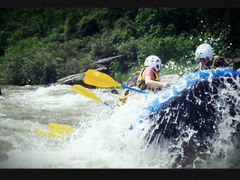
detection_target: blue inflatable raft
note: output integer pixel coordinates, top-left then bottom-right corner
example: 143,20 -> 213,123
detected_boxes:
129,68 -> 240,130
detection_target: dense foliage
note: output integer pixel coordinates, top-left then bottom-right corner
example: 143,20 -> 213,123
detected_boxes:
0,8 -> 240,85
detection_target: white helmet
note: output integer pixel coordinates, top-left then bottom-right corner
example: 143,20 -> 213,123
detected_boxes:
144,55 -> 162,72
195,43 -> 214,61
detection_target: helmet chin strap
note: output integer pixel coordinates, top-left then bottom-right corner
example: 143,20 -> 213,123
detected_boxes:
155,68 -> 160,73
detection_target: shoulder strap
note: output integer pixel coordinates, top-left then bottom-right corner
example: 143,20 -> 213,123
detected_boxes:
153,71 -> 160,81
137,67 -> 146,81
211,55 -> 219,69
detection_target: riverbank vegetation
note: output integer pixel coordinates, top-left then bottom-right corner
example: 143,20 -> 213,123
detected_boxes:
0,8 -> 240,85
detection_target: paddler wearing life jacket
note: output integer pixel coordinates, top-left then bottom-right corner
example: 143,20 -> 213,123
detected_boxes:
194,43 -> 229,72
116,55 -> 172,106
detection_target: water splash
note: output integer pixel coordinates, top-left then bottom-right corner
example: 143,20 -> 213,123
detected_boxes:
142,75 -> 240,168
0,73 -> 240,168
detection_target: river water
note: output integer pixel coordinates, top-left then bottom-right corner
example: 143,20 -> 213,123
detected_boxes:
0,73 -> 240,168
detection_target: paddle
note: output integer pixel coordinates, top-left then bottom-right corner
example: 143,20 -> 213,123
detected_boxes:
48,123 -> 75,135
72,84 -> 113,109
34,128 -> 68,140
83,69 -> 148,94
34,123 -> 75,140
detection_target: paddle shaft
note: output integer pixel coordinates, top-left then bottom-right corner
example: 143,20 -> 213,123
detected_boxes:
121,84 -> 148,94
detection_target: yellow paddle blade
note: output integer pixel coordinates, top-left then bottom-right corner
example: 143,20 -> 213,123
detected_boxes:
48,123 -> 75,135
84,69 -> 121,88
34,128 -> 68,140
72,84 -> 104,104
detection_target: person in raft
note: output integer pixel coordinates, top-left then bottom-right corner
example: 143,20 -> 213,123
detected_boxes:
194,43 -> 229,72
116,55 -> 172,106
